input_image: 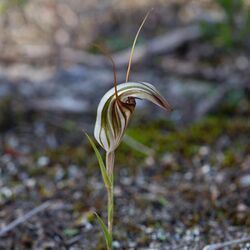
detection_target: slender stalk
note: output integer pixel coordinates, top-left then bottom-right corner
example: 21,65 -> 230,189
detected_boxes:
107,184 -> 113,240
106,151 -> 115,250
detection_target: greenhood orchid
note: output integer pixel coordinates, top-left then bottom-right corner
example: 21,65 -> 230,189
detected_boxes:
94,81 -> 172,153
94,10 -> 172,154
86,10 -> 172,250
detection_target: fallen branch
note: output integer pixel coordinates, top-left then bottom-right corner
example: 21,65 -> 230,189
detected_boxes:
203,236 -> 250,250
0,201 -> 51,237
161,57 -> 219,81
62,24 -> 201,67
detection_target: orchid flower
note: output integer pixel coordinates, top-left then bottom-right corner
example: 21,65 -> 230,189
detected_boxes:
86,10 -> 172,250
94,11 -> 172,154
94,81 -> 171,154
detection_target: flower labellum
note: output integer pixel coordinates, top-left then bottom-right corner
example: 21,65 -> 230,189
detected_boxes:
94,9 -> 172,153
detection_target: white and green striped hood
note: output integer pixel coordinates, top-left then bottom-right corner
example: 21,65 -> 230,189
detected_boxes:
94,81 -> 172,152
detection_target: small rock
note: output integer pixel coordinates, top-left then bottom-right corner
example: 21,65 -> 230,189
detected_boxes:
236,56 -> 249,70
0,187 -> 12,198
199,146 -> 210,156
26,178 -> 36,188
144,226 -> 154,234
241,242 -> 250,250
68,164 -> 79,179
112,241 -> 121,249
128,241 -> 137,248
239,175 -> 250,187
184,172 -> 193,180
161,153 -> 175,165
37,156 -> 49,167
145,156 -> 155,166
201,164 -> 210,175
55,167 -> 65,181
184,227 -> 200,242
237,203 -> 248,212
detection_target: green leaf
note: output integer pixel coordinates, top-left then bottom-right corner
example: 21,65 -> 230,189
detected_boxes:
94,212 -> 112,249
84,131 -> 111,189
63,228 -> 79,237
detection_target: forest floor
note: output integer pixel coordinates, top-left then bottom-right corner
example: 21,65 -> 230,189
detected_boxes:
0,95 -> 249,249
0,0 -> 250,249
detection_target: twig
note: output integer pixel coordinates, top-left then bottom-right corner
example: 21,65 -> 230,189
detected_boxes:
0,201 -> 51,237
203,236 -> 250,250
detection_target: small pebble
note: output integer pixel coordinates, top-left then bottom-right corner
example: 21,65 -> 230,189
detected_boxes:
26,178 -> 36,188
112,241 -> 121,249
37,156 -> 49,167
55,167 -> 65,181
239,175 -> 250,187
201,164 -> 210,175
0,187 -> 12,198
199,146 -> 210,156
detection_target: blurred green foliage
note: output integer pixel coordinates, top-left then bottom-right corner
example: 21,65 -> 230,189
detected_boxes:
200,0 -> 250,48
0,0 -> 28,14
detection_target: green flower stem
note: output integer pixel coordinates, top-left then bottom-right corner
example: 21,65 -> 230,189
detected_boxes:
106,151 -> 115,250
107,184 -> 113,244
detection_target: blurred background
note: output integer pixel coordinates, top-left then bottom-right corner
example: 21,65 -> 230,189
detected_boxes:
0,0 -> 249,249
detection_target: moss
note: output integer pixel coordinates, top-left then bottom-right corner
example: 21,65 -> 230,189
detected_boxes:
73,201 -> 89,213
232,213 -> 250,226
131,117 -> 225,154
37,184 -> 54,198
95,240 -> 106,250
62,120 -> 78,132
226,118 -> 250,136
213,91 -> 250,117
116,116 -> 249,167
116,143 -> 145,165
188,213 -> 201,226
137,234 -> 152,246
27,167 -> 47,177
221,149 -> 237,168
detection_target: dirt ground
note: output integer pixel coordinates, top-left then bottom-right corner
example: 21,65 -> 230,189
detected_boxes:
0,0 -> 250,249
